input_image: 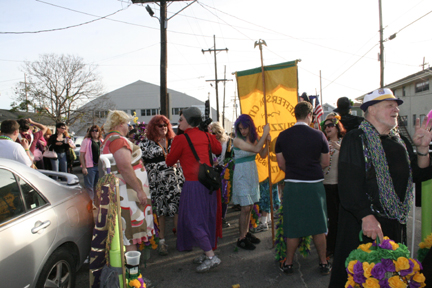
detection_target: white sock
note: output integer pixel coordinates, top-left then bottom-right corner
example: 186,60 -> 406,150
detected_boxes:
260,216 -> 267,225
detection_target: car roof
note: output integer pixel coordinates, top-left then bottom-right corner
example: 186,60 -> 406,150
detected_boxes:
0,158 -> 80,203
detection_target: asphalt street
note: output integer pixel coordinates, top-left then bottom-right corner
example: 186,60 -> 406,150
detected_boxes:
73,165 -> 424,288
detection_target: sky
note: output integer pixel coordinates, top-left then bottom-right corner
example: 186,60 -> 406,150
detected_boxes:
1,0 -> 432,124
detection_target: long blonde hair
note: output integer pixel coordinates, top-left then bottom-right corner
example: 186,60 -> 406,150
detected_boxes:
211,122 -> 228,142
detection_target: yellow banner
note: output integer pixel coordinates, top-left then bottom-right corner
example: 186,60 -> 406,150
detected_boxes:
235,61 -> 298,183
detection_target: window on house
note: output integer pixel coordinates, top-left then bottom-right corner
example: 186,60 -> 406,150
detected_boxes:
146,109 -> 151,116
413,114 -> 417,126
415,81 -> 429,93
131,109 -> 136,116
141,109 -> 146,116
151,109 -> 157,116
402,86 -> 406,97
399,116 -> 408,127
420,114 -> 426,124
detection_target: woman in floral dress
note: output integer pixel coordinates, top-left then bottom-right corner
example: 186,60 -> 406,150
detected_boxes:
140,115 -> 184,256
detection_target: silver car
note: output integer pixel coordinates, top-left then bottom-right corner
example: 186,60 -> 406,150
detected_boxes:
0,159 -> 94,288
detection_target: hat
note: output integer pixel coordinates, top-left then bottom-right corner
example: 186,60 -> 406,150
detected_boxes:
299,92 -> 311,103
333,97 -> 352,113
181,107 -> 202,126
360,88 -> 403,111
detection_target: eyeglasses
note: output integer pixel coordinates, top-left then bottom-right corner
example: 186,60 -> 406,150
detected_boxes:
158,124 -> 167,128
324,123 -> 335,129
91,129 -> 99,132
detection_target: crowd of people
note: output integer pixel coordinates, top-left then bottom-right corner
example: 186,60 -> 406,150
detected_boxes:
1,87 -> 432,284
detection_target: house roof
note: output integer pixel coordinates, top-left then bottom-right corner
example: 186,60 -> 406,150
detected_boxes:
0,109 -> 56,126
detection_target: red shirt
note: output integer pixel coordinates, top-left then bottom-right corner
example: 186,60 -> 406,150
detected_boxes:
166,127 -> 222,181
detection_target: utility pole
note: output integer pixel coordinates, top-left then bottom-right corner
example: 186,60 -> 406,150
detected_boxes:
222,65 -> 227,127
202,35 -> 229,122
131,0 -> 196,119
378,0 -> 384,88
420,57 -> 429,70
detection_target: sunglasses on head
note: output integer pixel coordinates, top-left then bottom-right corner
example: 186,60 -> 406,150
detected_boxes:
91,129 -> 99,132
158,124 -> 167,128
324,123 -> 335,129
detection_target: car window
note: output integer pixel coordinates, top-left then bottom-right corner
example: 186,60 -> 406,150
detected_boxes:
0,169 -> 25,224
16,176 -> 47,211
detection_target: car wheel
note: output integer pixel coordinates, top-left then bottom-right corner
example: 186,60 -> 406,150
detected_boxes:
36,248 -> 76,288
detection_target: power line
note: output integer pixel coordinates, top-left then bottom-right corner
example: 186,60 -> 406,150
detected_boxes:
0,1 -> 131,34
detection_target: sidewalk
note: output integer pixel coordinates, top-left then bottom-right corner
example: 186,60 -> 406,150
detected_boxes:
74,165 -> 423,288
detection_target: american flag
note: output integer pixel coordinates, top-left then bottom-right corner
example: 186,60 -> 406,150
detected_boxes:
309,96 -> 323,124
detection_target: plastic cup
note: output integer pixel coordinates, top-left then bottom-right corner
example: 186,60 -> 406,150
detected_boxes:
125,251 -> 141,266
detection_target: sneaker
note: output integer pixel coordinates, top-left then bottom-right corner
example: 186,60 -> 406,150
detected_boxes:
250,222 -> 268,233
158,243 -> 168,256
279,262 -> 294,275
193,254 -> 207,264
196,255 -> 221,273
319,262 -> 332,275
237,237 -> 256,250
246,232 -> 261,244
222,219 -> 230,228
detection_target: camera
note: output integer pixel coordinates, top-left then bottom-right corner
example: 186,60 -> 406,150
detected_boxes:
199,118 -> 212,132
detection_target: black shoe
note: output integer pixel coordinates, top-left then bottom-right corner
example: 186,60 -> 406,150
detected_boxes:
279,262 -> 293,275
319,262 -> 332,275
237,237 -> 256,250
222,219 -> 230,228
246,232 -> 261,244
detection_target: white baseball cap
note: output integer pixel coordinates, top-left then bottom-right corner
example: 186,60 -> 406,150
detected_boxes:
360,88 -> 403,111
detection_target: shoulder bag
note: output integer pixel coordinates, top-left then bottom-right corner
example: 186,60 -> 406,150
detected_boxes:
43,145 -> 58,159
184,133 -> 221,194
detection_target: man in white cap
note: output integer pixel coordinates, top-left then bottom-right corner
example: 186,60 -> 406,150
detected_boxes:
329,88 -> 432,287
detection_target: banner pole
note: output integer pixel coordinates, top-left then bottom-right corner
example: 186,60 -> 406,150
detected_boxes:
255,39 -> 275,247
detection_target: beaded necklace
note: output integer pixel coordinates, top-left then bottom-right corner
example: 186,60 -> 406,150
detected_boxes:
0,135 -> 13,141
359,120 -> 413,224
324,138 -> 341,176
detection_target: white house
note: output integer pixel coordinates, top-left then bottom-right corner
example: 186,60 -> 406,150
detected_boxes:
71,80 -> 232,135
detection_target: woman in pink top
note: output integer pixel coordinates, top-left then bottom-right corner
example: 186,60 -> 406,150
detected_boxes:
79,125 -> 103,205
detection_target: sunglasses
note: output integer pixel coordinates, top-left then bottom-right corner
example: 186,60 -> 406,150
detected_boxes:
58,127 -> 66,130
158,124 -> 167,128
324,123 -> 335,129
91,129 -> 99,132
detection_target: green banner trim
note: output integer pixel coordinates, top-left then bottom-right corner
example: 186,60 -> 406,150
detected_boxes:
236,60 -> 297,77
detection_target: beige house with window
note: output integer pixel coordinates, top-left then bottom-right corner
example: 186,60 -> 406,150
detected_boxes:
356,67 -> 431,138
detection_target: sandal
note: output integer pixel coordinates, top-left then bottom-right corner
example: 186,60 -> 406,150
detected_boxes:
279,262 -> 293,275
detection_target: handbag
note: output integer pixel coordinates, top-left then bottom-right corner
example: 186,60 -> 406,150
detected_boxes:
43,146 -> 58,159
184,133 -> 221,193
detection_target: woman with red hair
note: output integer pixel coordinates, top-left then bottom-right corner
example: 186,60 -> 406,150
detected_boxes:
139,115 -> 184,256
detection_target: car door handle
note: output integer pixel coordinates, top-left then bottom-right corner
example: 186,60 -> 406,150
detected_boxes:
31,220 -> 51,234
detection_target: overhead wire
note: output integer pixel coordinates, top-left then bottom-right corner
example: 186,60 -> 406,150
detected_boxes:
0,1 -> 131,34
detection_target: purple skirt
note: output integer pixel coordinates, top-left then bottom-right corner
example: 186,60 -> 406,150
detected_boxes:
177,181 -> 217,252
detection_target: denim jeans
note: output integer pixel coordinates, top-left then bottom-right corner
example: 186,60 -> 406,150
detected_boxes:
50,152 -> 67,180
84,166 -> 99,201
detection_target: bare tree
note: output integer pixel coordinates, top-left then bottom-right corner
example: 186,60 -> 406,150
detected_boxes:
12,54 -> 104,126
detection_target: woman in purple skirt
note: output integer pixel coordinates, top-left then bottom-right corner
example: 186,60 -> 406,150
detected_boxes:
166,107 -> 222,273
